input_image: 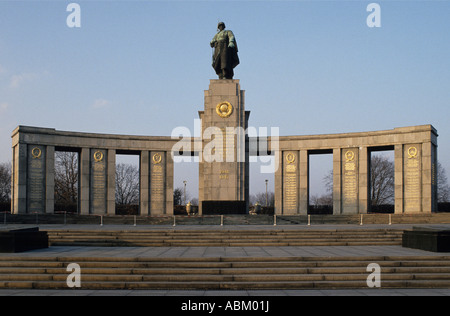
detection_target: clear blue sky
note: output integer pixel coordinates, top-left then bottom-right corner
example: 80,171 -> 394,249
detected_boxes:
0,1 -> 449,199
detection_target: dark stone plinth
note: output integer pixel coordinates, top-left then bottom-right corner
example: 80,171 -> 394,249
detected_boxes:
402,226 -> 450,252
0,227 -> 48,253
202,201 -> 247,215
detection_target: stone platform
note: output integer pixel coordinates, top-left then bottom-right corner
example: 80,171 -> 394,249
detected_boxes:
403,225 -> 450,252
0,227 -> 48,253
1,224 -> 449,292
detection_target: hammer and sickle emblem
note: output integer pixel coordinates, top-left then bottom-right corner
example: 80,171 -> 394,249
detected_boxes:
153,153 -> 162,164
408,147 -> 418,159
93,151 -> 104,162
31,147 -> 42,159
286,153 -> 295,164
345,150 -> 355,162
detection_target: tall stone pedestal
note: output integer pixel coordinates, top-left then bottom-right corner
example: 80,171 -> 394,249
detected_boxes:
198,80 -> 250,215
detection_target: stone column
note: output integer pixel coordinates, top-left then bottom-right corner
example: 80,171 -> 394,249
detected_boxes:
358,147 -> 368,214
282,151 -> 299,215
299,150 -> 309,215
333,148 -> 342,214
341,148 -> 359,214
431,143 -> 438,213
394,144 -> 404,214
149,151 -> 166,215
199,79 -> 249,214
274,148 -> 283,215
165,152 -> 174,215
422,142 -> 437,213
140,151 -> 150,215
79,148 -> 90,215
26,145 -> 46,214
89,149 -> 107,214
403,144 -> 422,213
45,146 -> 55,214
11,143 -> 27,214
106,149 -> 116,215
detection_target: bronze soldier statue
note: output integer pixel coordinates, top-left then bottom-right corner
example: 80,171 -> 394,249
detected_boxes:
210,22 -> 239,79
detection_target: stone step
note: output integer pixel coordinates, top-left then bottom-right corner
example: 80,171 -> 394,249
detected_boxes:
1,255 -> 450,289
47,242 -> 404,247
46,229 -> 403,235
2,279 -> 450,290
45,228 -> 403,247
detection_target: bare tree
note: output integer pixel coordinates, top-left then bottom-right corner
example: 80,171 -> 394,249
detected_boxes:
173,187 -> 183,206
115,163 -> 139,205
370,155 -> 394,205
249,192 -> 275,206
310,193 -> 332,207
54,152 -> 78,211
438,162 -> 450,203
0,162 -> 11,203
323,154 -> 394,206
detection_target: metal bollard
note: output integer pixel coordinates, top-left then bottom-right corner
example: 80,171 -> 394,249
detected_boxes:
100,215 -> 103,226
220,215 -> 223,226
274,214 -> 277,226
134,215 -> 137,227
173,215 -> 176,227
307,214 -> 311,226
360,214 -> 363,226
389,214 -> 392,225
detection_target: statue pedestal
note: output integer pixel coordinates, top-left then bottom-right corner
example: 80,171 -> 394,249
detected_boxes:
198,80 -> 250,215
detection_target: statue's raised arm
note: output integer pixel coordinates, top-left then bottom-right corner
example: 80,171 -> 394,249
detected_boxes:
211,22 -> 239,79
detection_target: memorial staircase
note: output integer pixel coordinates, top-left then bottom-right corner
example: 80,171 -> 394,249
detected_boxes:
45,228 -> 404,247
1,255 -> 450,289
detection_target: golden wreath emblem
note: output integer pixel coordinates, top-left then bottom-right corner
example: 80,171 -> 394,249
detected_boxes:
286,153 -> 296,164
153,153 -> 162,164
216,101 -> 233,118
345,150 -> 355,162
31,147 -> 42,159
408,146 -> 418,159
93,151 -> 104,162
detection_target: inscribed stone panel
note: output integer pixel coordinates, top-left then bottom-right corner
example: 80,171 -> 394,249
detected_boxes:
27,145 -> 46,213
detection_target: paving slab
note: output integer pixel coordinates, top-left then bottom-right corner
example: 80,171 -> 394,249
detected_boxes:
1,245 -> 449,259
0,288 -> 449,296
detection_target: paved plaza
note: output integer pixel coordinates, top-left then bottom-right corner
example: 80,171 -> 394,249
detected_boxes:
1,224 -> 450,296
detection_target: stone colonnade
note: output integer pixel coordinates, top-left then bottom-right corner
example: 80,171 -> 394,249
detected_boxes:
274,125 -> 438,215
11,126 -> 175,215
11,124 -> 438,215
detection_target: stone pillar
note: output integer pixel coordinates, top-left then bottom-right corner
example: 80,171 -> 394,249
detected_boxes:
45,146 -> 55,214
150,151 -> 166,215
299,150 -> 308,215
431,143 -> 438,213
394,144 -> 404,214
274,148 -> 283,215
341,148 -> 359,214
89,149 -> 107,214
79,148 -> 90,215
422,142 -> 437,213
403,144 -> 422,213
199,79 -> 249,215
282,151 -> 299,215
11,143 -> 27,214
140,151 -> 150,215
333,148 -> 342,215
106,149 -> 116,215
26,145 -> 46,214
358,147 -> 368,214
165,152 -> 174,215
